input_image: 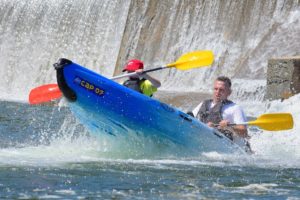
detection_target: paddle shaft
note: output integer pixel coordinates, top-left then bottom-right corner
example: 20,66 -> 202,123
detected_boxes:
228,123 -> 245,126
213,123 -> 245,128
111,66 -> 168,80
217,122 -> 283,127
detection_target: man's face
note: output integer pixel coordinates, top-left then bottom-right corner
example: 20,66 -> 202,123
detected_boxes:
213,80 -> 231,103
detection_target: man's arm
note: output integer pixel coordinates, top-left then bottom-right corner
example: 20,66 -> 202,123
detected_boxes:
141,73 -> 161,88
218,120 -> 247,137
230,104 -> 248,137
218,104 -> 248,137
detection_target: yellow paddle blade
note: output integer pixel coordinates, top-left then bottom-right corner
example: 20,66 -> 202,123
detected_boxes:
166,50 -> 214,70
247,113 -> 294,131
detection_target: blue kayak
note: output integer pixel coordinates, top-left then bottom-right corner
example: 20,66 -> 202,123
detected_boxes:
53,58 -> 248,154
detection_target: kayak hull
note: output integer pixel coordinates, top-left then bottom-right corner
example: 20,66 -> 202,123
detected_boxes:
54,58 -> 247,154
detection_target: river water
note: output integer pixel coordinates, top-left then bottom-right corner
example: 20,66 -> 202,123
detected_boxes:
1,0 -> 300,199
0,92 -> 300,199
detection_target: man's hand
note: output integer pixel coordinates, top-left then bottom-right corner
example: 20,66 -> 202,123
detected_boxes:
207,122 -> 214,127
218,120 -> 230,129
207,120 -> 230,129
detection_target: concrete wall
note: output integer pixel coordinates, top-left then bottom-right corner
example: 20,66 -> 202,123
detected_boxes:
265,57 -> 300,100
113,0 -> 300,93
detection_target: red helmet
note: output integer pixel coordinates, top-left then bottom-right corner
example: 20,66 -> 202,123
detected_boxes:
122,59 -> 144,72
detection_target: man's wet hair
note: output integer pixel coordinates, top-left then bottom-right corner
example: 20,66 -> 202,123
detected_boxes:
216,76 -> 231,88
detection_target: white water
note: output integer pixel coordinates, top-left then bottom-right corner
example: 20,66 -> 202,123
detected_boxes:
0,93 -> 299,168
0,0 -> 299,167
0,0 -> 130,101
1,1 -> 299,101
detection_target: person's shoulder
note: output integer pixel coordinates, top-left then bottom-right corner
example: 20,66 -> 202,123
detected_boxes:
231,102 -> 242,109
141,79 -> 153,87
229,101 -> 241,107
224,101 -> 243,110
228,102 -> 245,113
224,101 -> 236,107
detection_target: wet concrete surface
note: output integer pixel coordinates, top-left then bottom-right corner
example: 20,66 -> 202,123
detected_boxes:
155,90 -> 210,112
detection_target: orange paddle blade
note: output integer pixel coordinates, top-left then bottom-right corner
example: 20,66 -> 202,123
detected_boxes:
29,84 -> 62,105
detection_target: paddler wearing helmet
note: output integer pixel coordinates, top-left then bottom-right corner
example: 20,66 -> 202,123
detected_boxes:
122,59 -> 161,97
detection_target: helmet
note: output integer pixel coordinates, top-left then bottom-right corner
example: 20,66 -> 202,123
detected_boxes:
122,59 -> 144,72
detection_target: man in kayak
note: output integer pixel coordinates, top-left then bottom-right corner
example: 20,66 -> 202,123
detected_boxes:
122,59 -> 161,97
191,76 -> 248,139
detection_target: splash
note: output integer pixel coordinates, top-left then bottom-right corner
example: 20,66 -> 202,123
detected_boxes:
247,94 -> 300,167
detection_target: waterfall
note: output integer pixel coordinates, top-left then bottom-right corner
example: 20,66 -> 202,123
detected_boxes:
0,0 -> 299,102
0,0 -> 130,101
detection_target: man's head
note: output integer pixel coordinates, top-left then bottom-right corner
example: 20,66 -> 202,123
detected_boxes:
213,76 -> 232,103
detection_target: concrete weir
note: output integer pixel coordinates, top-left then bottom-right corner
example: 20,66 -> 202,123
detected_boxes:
265,57 -> 300,101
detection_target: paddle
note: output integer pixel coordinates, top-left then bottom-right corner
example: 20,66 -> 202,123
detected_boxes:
29,51 -> 214,104
230,113 -> 294,131
29,84 -> 62,105
111,50 -> 214,80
